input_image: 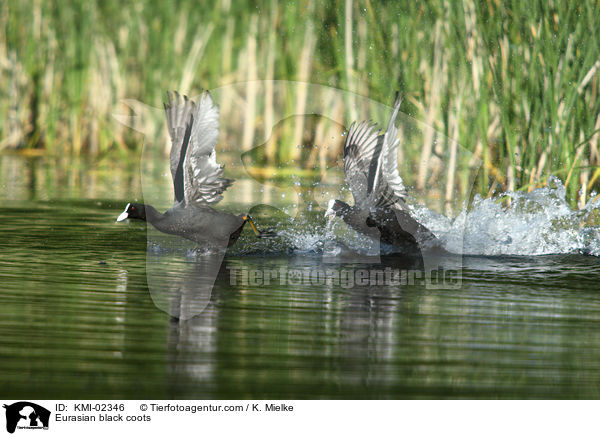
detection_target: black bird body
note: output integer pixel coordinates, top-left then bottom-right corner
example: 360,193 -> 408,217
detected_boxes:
369,206 -> 440,251
125,202 -> 246,247
328,199 -> 438,254
118,91 -> 267,248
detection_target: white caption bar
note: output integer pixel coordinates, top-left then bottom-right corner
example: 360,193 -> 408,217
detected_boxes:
0,400 -> 596,435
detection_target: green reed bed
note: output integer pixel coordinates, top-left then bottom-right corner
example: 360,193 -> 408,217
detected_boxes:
0,0 -> 599,206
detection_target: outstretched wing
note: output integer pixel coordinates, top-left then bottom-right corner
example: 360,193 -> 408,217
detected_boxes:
164,91 -> 196,203
342,94 -> 406,210
343,120 -> 383,209
378,93 -> 407,208
164,91 -> 233,205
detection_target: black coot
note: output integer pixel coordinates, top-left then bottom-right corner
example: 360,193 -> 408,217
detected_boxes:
117,91 -> 271,248
325,93 -> 441,254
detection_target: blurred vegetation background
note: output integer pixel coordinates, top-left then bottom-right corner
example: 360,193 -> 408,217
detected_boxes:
1,0 -> 599,205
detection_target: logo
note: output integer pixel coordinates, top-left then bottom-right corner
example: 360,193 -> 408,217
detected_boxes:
3,402 -> 50,434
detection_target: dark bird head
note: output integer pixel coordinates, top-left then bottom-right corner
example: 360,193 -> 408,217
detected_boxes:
116,203 -> 146,222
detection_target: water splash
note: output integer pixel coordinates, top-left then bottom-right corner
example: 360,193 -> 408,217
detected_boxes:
411,176 -> 600,256
205,177 -> 600,258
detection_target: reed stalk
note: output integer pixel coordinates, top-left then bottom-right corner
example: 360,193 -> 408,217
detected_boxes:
0,0 -> 598,207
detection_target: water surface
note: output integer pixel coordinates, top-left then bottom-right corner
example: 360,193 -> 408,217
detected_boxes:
1,156 -> 600,399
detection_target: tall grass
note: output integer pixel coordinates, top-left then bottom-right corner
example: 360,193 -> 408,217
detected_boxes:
1,0 -> 599,205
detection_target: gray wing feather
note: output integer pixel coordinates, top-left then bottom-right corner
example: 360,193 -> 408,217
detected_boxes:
165,91 -> 196,184
377,95 -> 407,209
342,96 -> 406,210
343,121 -> 381,209
183,92 -> 233,205
164,91 -> 233,205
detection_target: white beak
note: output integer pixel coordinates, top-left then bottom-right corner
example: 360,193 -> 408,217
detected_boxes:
116,211 -> 129,222
116,204 -> 130,222
117,203 -> 131,222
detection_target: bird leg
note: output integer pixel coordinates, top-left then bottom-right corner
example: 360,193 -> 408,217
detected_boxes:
243,215 -> 277,238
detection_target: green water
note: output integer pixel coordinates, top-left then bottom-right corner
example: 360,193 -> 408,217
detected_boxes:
1,156 -> 600,399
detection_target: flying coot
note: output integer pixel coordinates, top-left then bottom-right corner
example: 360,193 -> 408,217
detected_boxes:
117,91 -> 272,248
325,93 -> 441,254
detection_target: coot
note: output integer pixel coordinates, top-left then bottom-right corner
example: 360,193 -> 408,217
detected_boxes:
117,91 -> 271,248
325,93 -> 441,253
